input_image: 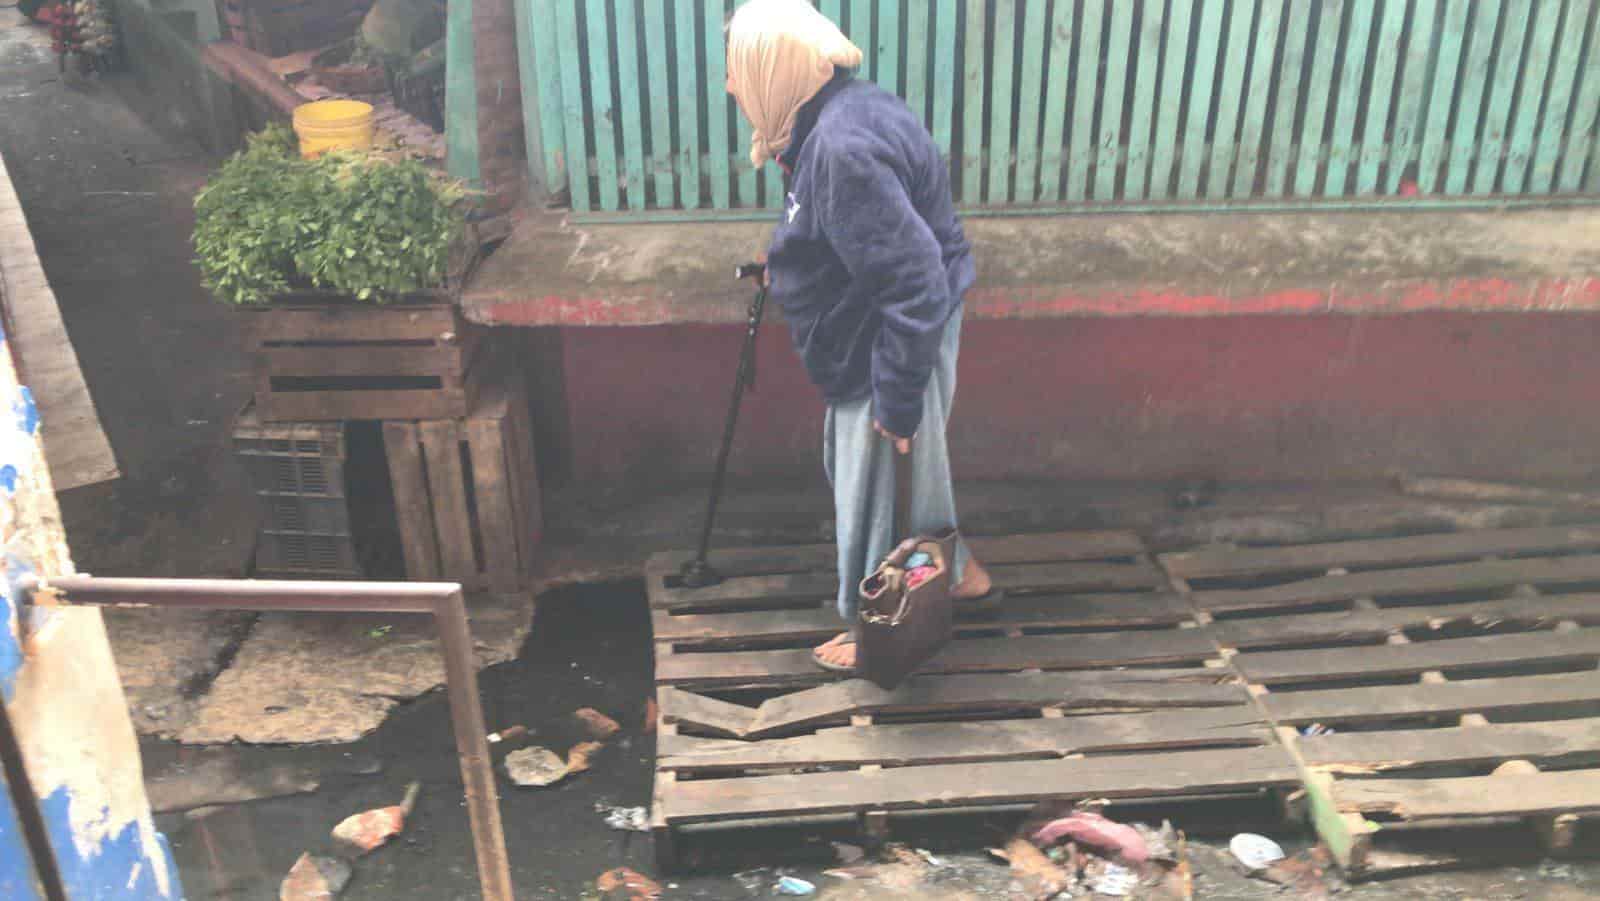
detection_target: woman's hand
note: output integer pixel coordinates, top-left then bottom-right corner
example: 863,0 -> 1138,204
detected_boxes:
873,420 -> 912,455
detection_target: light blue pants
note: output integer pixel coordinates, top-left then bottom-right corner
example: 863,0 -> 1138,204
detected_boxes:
824,308 -> 970,621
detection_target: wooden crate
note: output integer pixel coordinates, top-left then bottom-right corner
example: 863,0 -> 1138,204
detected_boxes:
381,376 -> 540,594
645,531 -> 1300,869
1161,524 -> 1600,877
250,301 -> 486,422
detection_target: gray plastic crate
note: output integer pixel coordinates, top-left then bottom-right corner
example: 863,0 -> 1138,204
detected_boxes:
255,531 -> 361,578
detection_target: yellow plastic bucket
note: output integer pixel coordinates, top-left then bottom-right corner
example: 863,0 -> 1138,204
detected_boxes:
293,100 -> 376,159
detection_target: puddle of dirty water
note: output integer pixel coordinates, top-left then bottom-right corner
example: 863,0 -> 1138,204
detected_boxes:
147,582 -> 1600,900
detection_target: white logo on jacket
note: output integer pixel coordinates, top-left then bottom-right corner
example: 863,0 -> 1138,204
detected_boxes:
786,192 -> 801,224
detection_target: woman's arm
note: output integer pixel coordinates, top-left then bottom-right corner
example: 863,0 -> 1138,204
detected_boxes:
817,143 -> 950,442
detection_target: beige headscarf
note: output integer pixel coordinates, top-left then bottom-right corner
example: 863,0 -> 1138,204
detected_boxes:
726,0 -> 863,168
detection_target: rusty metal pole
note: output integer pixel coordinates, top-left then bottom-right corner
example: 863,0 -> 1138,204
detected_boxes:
15,575 -> 517,900
433,589 -> 515,901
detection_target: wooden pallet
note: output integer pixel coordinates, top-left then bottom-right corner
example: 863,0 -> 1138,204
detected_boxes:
382,375 -> 541,594
1161,524 -> 1600,876
250,302 -> 486,422
646,531 -> 1299,867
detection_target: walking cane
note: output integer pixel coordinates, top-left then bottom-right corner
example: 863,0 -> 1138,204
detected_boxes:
678,262 -> 769,588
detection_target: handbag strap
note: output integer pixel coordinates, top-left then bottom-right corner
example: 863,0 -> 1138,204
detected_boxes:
893,438 -> 913,540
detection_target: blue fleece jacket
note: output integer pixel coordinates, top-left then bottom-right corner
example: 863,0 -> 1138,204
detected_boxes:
767,74 -> 975,440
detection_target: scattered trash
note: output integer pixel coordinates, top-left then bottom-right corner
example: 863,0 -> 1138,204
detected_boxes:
365,625 -> 393,639
597,803 -> 649,832
1229,833 -> 1287,872
279,853 -> 351,900
1133,821 -> 1179,864
486,724 -> 528,745
330,782 -> 419,857
774,875 -> 816,895
643,698 -> 659,733
575,707 -> 622,739
998,836 -> 1073,900
831,841 -> 865,864
566,740 -> 605,774
1302,722 -> 1335,737
596,867 -> 662,900
1088,860 -> 1138,896
1033,809 -> 1149,863
505,747 -> 571,787
1256,846 -> 1335,899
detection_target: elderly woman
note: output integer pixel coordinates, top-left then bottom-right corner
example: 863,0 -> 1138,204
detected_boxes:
726,0 -> 999,672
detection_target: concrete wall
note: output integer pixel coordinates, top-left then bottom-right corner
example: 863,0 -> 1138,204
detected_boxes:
540,312 -> 1600,495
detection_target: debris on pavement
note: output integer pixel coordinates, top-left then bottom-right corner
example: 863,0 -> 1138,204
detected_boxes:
596,803 -> 649,832
1032,809 -> 1149,864
566,740 -> 606,774
505,746 -> 571,787
596,867 -> 663,900
774,875 -> 816,895
486,724 -> 529,746
1086,859 -> 1138,896
831,841 -> 865,864
330,782 -> 420,856
1255,846 -> 1335,898
575,706 -> 622,739
1229,832 -> 1287,872
280,853 -> 351,901
996,836 -> 1074,899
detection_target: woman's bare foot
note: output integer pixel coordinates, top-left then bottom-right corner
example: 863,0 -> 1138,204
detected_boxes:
953,557 -> 993,601
813,632 -> 856,669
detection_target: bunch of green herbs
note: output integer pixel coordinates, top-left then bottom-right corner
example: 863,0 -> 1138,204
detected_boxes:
194,125 -> 464,305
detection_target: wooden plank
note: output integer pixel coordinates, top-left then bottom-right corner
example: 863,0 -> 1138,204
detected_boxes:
1205,0 -> 1255,199
1469,0 -> 1533,194
661,708 -> 1269,773
260,345 -> 464,378
583,0 -> 620,210
1066,0 -> 1104,203
656,629 -> 1219,688
1322,0 -> 1378,196
253,305 -> 459,343
1301,719 -> 1600,771
1556,0 -> 1600,192
1094,0 -> 1135,200
256,388 -> 471,423
1148,0 -> 1194,198
654,590 -> 1193,646
1334,770 -> 1600,821
959,0 -> 988,202
659,746 -> 1299,823
1160,525 -> 1600,580
520,0 -> 566,195
1232,0 -> 1285,196
704,0 -> 732,209
1011,0 -> 1050,203
467,400 -> 520,594
930,0 -> 958,156
1355,0 -> 1409,194
420,419 -> 478,583
991,560 -> 1165,593
552,0 -> 591,209
1500,0 -> 1563,194
1234,628 -> 1600,685
610,0 -> 647,207
502,374 -> 542,556
987,0 -> 1019,203
672,0 -> 701,208
1443,0 -> 1502,194
904,0 -> 930,124
1263,0 -> 1312,195
1120,0 -> 1163,199
875,0 -> 900,95
657,686 -> 757,738
743,669 -> 1249,737
651,570 -> 836,610
382,422 -> 441,580
642,0 -> 676,206
1211,592 -> 1600,650
1263,671 -> 1600,725
1190,554 -> 1600,612
1292,0 -> 1346,196
1417,0 -> 1471,192
1177,0 -> 1227,198
1529,0 -> 1593,192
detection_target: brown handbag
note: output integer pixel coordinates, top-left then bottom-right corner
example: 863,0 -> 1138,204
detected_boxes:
855,443 -> 956,690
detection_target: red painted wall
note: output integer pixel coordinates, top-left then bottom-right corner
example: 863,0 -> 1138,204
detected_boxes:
543,313 -> 1600,493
